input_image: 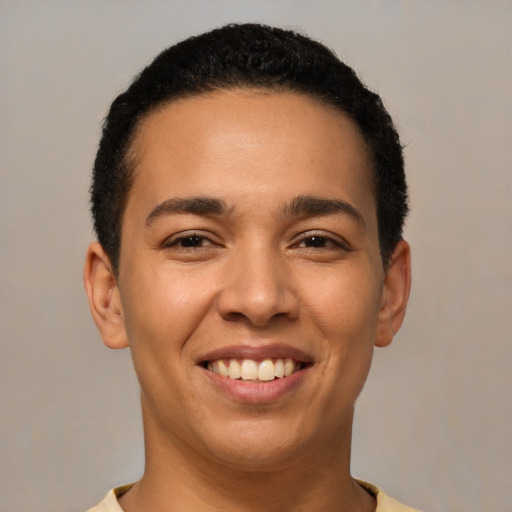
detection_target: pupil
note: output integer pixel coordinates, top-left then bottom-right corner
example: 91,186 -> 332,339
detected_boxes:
307,236 -> 325,248
182,236 -> 202,247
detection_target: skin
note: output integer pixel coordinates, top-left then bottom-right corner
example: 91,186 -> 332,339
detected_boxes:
84,89 -> 411,512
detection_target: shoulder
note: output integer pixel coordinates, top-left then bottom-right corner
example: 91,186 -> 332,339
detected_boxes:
356,480 -> 422,512
86,484 -> 134,512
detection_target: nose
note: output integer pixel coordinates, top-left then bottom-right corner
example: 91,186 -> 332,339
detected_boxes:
217,246 -> 299,327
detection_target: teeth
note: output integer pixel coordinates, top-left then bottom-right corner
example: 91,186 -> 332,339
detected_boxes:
228,359 -> 241,379
241,359 -> 258,380
274,359 -> 284,378
284,358 -> 294,377
208,357 -> 301,381
218,360 -> 229,377
257,359 -> 274,381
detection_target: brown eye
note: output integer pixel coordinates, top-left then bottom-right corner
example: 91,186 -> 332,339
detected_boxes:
299,235 -> 341,249
179,236 -> 204,248
163,233 -> 215,249
293,231 -> 352,253
303,236 -> 329,248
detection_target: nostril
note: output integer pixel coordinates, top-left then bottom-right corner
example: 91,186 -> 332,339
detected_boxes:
222,311 -> 250,323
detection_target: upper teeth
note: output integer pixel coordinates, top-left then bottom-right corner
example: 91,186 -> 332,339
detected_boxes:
207,358 -> 299,381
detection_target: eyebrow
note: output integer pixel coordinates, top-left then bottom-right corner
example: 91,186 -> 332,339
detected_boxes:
282,195 -> 366,229
145,194 -> 366,229
145,197 -> 227,226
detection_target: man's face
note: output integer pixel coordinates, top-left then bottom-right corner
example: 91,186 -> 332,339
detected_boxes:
114,90 -> 394,469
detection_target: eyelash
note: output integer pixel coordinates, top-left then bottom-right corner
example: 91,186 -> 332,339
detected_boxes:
162,231 -> 350,252
162,232 -> 218,249
292,232 -> 351,251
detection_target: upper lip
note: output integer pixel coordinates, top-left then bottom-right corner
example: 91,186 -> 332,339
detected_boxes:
199,343 -> 314,364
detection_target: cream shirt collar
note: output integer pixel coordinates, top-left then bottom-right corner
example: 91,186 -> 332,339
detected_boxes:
87,481 -> 421,512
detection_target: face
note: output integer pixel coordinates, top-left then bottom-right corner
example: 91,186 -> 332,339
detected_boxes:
86,89 -> 410,471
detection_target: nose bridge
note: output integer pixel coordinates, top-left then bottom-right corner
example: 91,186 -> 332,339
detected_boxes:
217,238 -> 298,326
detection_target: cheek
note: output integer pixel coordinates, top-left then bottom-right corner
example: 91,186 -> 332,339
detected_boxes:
298,267 -> 381,433
303,265 -> 382,387
120,264 -> 218,360
119,267 -> 219,422
303,265 -> 383,343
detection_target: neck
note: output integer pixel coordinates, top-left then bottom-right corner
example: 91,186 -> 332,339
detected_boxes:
119,403 -> 375,512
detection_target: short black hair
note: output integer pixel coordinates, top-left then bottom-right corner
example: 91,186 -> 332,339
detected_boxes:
91,23 -> 408,274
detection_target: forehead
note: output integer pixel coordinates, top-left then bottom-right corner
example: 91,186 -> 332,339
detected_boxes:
126,89 -> 376,223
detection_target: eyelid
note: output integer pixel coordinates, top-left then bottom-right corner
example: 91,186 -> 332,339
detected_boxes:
290,230 -> 352,250
161,230 -> 221,248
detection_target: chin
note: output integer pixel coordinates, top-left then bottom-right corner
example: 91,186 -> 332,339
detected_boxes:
209,443 -> 302,472
199,418 -> 315,471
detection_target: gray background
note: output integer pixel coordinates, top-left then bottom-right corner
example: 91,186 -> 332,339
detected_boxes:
1,1 -> 511,511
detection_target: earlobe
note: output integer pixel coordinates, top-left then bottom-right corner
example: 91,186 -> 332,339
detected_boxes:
375,240 -> 412,348
83,242 -> 129,349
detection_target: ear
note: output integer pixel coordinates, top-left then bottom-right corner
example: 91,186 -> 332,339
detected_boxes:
83,242 -> 129,349
375,240 -> 411,348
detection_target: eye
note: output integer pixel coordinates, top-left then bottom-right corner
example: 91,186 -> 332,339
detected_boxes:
291,231 -> 352,253
175,235 -> 207,248
300,235 -> 333,248
162,232 -> 218,250
159,230 -> 223,262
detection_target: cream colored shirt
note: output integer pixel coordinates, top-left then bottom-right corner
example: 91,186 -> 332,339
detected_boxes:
87,481 -> 421,511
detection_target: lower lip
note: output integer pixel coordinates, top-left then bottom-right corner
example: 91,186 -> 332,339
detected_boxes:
202,367 -> 309,404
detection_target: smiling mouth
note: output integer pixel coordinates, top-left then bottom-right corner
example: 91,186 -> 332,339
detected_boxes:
204,358 -> 307,382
